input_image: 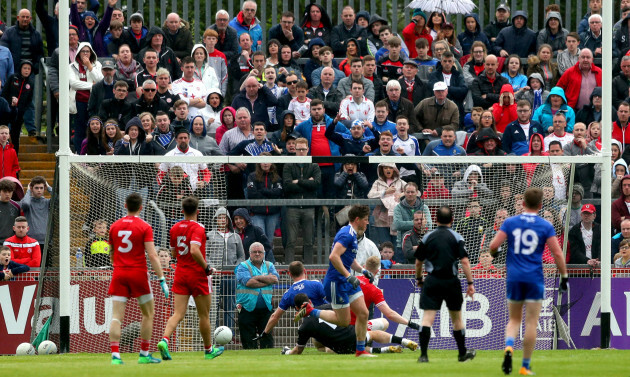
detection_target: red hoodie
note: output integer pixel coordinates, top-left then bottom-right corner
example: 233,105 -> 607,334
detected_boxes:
491,84 -> 517,133
0,142 -> 20,178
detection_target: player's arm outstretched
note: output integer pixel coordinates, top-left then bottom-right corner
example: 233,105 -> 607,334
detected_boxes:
147,241 -> 168,298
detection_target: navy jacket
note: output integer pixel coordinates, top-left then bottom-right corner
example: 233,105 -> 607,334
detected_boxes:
493,11 -> 537,58
267,24 -> 305,52
230,86 -> 279,127
0,260 -> 29,280
0,24 -> 44,75
501,120 -> 545,155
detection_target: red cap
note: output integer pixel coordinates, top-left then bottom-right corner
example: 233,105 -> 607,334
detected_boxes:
581,204 -> 596,213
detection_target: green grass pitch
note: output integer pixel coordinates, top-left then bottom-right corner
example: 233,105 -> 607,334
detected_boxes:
3,348 -> 628,376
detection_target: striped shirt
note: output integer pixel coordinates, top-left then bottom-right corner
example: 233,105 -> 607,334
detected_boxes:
219,127 -> 254,155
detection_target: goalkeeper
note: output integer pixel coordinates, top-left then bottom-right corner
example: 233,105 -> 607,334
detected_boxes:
489,187 -> 568,376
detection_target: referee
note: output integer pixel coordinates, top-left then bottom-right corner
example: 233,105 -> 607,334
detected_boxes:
414,205 -> 476,363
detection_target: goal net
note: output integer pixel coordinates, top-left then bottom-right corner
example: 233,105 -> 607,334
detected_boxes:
34,156 -> 598,353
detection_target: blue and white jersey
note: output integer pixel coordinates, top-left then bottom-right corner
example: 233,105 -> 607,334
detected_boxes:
278,279 -> 328,311
325,225 -> 359,283
500,213 -> 556,283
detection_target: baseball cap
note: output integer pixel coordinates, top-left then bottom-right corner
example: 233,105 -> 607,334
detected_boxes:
101,59 -> 116,70
433,81 -> 448,91
497,3 -> 510,12
581,204 -> 596,213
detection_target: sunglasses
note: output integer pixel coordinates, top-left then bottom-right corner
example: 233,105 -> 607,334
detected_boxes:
143,88 -> 156,92
287,80 -> 298,85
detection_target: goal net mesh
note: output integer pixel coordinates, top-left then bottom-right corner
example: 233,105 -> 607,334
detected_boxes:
35,158 -> 590,353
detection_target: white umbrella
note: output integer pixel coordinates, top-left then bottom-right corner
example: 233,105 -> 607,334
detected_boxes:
407,0 -> 476,15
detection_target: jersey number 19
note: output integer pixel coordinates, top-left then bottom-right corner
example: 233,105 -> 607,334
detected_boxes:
512,229 -> 539,255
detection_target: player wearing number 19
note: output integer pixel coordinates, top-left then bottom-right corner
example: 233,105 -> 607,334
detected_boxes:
108,193 -> 169,365
157,197 -> 224,360
489,187 -> 568,376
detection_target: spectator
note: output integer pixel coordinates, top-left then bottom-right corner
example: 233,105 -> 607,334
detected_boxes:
235,242 -> 279,349
0,126 -> 19,179
215,106 -> 236,145
557,49 -> 602,111
229,122 -> 281,158
377,36 -> 405,84
371,100 -> 397,135
462,41 -> 487,88
133,80 -> 171,118
398,60 -> 430,105
210,10 -> 238,62
19,176 -> 50,245
514,73 -> 549,114
282,138 -> 320,263
307,67 -> 344,119
537,11 -> 568,56
613,175 -> 630,232
557,32 -> 581,75
615,239 -> 630,268
383,81 -> 418,131
246,157 -> 283,243
452,165 -> 493,207
561,184 -> 585,229
103,119 -> 122,154
162,13 -> 193,61
135,47 -> 161,96
338,59 -> 376,102
473,128 -> 507,157
613,219 -> 630,260
237,50 -> 266,88
471,55 -> 509,108
412,38 -> 439,81
114,44 -> 139,94
375,25 -> 409,62
435,22 -> 462,61
422,126 -> 466,187
484,3 -> 511,46
568,204 -> 601,265
138,27 -> 180,80
300,3 -> 332,47
3,216 -> 40,267
268,11 -> 304,54
471,251 -> 501,278
191,44 -> 220,95
579,15 -> 603,58
269,111 -> 296,153
0,10 -> 44,78
414,81 -> 459,136
577,87 -> 616,128
543,112 -> 574,150
0,45 -> 13,87
392,182 -> 432,263
614,1 -> 630,35
458,13 -> 489,56
527,45 -> 559,90
401,211 -> 429,264
275,73 -> 299,117
393,115 -> 421,157
231,77 -> 280,128
99,80 -> 133,126
0,245 -> 29,280
120,12 -> 148,56
80,116 -> 106,155
339,80 -> 375,123
494,10 -> 536,58
491,84 -> 517,134
402,9 -> 432,59
614,57 -> 630,110
533,87 -> 576,134
310,47 -> 346,88
463,107 -> 483,134
615,102 -> 630,148
71,0 -> 115,58
333,159 -> 369,201
454,200 -> 490,265
277,45 -> 305,80
229,1 -> 263,52
326,118 -> 378,156
157,127 -> 211,192
0,179 -> 20,243
367,163 -> 405,247
428,51 -> 468,125
70,43 -> 103,152
35,0 -> 59,55
233,206 -> 274,264
578,0 -> 602,34
331,6 -> 368,57
302,38 -> 325,87
466,109 -> 496,154
615,12 -> 630,58
287,82 -> 312,124
88,58 -> 117,117
170,56 -> 208,119
83,219 -> 111,267
501,55 -> 528,92
1,60 -> 34,154
262,67 -> 283,129
379,241 -> 397,269
502,100 -> 546,155
202,29 -> 228,96
105,21 -> 124,58
114,116 -> 154,155
189,115 -> 220,156
564,123 -> 596,197
367,14 -> 389,56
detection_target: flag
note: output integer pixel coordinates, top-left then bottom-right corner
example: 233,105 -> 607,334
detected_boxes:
32,316 -> 52,349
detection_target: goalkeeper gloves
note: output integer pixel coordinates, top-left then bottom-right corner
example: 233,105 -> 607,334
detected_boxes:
346,275 -> 361,289
362,269 -> 374,283
559,275 -> 569,293
205,264 -> 215,276
408,322 -> 420,330
159,277 -> 169,299
253,332 -> 268,341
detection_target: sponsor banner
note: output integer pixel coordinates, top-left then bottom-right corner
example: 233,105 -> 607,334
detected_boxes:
0,281 -> 38,354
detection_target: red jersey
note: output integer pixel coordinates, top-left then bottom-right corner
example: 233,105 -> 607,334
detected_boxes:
4,235 -> 41,267
169,220 -> 206,274
109,215 -> 154,270
350,275 -> 386,325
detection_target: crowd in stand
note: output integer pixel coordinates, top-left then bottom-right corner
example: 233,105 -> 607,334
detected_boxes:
4,0 -> 630,269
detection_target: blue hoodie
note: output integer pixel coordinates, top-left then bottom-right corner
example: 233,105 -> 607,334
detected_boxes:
457,13 -> 490,55
532,86 -> 576,132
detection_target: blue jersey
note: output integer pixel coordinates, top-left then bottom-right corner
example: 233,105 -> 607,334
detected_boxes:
325,225 -> 359,283
500,213 -> 556,283
278,279 -> 328,311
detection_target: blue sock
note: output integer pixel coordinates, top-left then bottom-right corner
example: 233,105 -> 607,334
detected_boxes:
356,340 -> 366,352
311,309 -> 321,318
522,358 -> 531,369
505,337 -> 515,348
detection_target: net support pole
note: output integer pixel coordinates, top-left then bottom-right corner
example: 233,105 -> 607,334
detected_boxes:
600,0 -> 613,350
56,0 -> 72,354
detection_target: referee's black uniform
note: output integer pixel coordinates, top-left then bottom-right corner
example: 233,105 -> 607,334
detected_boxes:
414,225 -> 468,311
296,305 -> 356,354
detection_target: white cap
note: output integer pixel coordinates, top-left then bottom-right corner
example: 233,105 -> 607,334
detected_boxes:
433,81 -> 448,91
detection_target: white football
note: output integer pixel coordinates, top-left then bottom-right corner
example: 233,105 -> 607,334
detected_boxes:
16,343 -> 35,356
38,340 -> 58,355
214,326 -> 233,346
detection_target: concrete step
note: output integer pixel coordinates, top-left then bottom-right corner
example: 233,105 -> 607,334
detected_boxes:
19,161 -> 56,170
19,144 -> 48,154
19,153 -> 55,162
20,170 -> 54,179
19,135 -> 42,145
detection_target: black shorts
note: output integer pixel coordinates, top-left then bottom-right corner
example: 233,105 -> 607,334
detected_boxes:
420,276 -> 463,311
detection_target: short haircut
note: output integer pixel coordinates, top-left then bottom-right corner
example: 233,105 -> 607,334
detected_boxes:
295,137 -> 309,146
173,99 -> 188,109
436,206 -> 453,224
14,216 -> 27,224
517,99 -> 531,108
375,99 -> 389,109
350,57 -> 363,66
294,293 -> 309,309
523,187 -> 543,209
441,51 -> 454,60
404,181 -> 419,191
114,80 -> 128,90
319,46 -> 333,55
296,81 -> 309,90
155,110 -> 169,119
620,239 -> 630,249
396,115 -> 409,123
142,79 -> 156,88
548,140 -> 562,150
252,50 -> 266,60
622,55 -> 630,63
252,121 -> 266,130
588,14 -> 602,23
0,246 -> 10,253
125,193 -> 143,212
348,205 -> 370,222
281,11 -> 294,20
249,241 -> 265,253
442,125 -> 455,133
30,176 -> 47,187
388,36 -> 402,47
380,130 -> 393,139
0,179 -> 15,192
362,55 -> 375,63
109,20 -> 123,30
386,80 -> 401,91
288,261 -> 304,277
415,38 -> 429,49
566,31 -> 580,42
351,79 -> 364,89
310,98 -> 323,108
181,56 -> 195,66
144,48 -> 158,57
365,256 -> 380,271
203,28 -> 218,39
471,107 -> 483,113
0,125 -> 9,131
620,101 -> 630,109
379,25 -> 392,34
553,111 -> 566,120
236,107 -> 251,117
156,67 -> 171,78
379,241 -> 394,251
181,196 -> 199,215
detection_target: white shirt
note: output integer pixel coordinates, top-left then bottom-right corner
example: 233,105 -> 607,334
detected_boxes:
544,132 -> 574,151
442,72 -> 452,86
171,77 -> 209,119
288,97 -> 312,123
158,146 -> 208,190
551,164 -> 567,200
580,223 -> 593,259
339,96 -> 375,123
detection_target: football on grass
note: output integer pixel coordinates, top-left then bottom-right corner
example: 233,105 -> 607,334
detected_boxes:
38,340 -> 58,355
16,343 -> 35,356
214,326 -> 233,345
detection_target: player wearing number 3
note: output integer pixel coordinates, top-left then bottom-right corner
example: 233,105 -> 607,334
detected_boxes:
489,187 -> 568,376
157,197 -> 224,360
108,193 -> 168,365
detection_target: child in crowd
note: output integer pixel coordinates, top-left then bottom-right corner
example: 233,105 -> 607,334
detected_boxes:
1,60 -> 34,152
83,219 -> 111,267
413,38 -> 439,80
287,81 -> 311,123
615,239 -> 630,268
379,241 -> 396,269
0,125 -> 19,178
463,107 -> 483,134
158,247 -> 173,273
472,250 -> 501,278
0,245 -> 29,281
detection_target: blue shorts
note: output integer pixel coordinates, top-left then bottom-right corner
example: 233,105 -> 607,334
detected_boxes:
506,280 -> 545,302
323,276 -> 363,309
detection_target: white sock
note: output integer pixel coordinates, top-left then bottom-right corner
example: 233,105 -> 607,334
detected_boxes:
112,352 -> 120,359
402,339 -> 411,347
140,350 -> 149,356
381,347 -> 392,353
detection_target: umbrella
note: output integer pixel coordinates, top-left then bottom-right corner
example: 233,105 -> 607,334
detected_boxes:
407,0 -> 476,15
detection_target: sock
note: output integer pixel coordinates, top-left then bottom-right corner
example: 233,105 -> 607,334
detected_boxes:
371,347 -> 381,354
311,309 -> 321,318
162,336 -> 170,345
356,340 -> 366,352
401,338 -> 411,348
205,344 -> 212,352
453,329 -> 466,356
522,358 -> 531,370
419,326 -> 431,356
110,342 -> 120,359
390,335 -> 403,344
140,339 -> 150,356
505,336 -> 515,349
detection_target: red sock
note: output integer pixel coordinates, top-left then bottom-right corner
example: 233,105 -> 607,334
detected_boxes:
110,342 -> 120,354
141,339 -> 150,352
162,336 -> 170,345
205,344 -> 212,351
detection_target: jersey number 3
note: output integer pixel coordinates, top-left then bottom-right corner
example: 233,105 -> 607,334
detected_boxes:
512,229 -> 539,255
117,230 -> 133,253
